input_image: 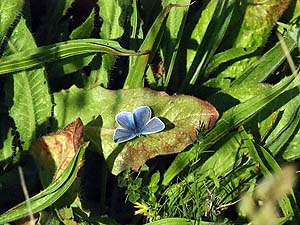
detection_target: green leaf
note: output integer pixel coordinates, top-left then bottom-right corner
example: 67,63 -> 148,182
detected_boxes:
124,4 -> 188,89
160,0 -> 191,88
0,142 -> 88,224
0,39 -> 138,75
47,53 -> 96,76
207,0 -> 293,90
163,74 -> 299,185
188,131 -> 247,181
0,115 -> 18,168
240,130 -> 299,221
183,0 -> 236,87
4,18 -> 52,150
0,0 -> 24,48
208,81 -> 272,113
204,46 -> 258,76
53,86 -> 218,175
0,127 -> 16,168
145,218 -> 197,225
232,35 -> 297,85
282,125 -> 300,160
70,9 -> 95,39
87,0 -> 130,88
264,96 -> 300,155
233,0 -> 291,48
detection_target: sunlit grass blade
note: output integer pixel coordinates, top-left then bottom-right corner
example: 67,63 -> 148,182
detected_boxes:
163,74 -> 299,185
204,46 -> 258,76
232,34 -> 297,85
240,130 -> 300,222
124,3 -> 189,89
0,39 -> 138,75
160,0 -> 191,89
182,0 -> 236,88
264,96 -> 300,155
0,142 -> 88,224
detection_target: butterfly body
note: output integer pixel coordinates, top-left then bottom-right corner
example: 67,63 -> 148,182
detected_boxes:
113,106 -> 165,143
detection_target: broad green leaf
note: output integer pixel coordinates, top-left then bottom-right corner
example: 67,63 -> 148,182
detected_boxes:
208,82 -> 272,113
53,86 -> 218,175
86,0 -> 130,88
188,131 -> 247,181
0,0 -> 24,48
0,142 -> 88,224
124,4 -> 188,89
233,0 -> 291,48
163,74 -> 299,185
208,0 -> 292,89
4,18 -> 52,150
0,39 -> 138,75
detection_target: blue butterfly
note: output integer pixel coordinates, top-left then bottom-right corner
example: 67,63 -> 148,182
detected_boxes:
113,106 -> 165,143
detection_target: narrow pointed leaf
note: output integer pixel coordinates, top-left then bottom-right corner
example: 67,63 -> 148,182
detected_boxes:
232,35 -> 297,85
0,143 -> 88,224
0,39 -> 139,75
240,130 -> 299,221
163,74 -> 299,185
124,4 -> 189,88
183,0 -> 236,87
161,0 -> 191,88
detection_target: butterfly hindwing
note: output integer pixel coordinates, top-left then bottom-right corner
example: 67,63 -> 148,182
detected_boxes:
115,112 -> 135,131
141,117 -> 165,135
133,106 -> 151,130
113,128 -> 137,143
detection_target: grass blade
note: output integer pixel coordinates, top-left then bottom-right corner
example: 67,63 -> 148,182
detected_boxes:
0,142 -> 88,223
0,39 -> 138,75
163,74 -> 299,185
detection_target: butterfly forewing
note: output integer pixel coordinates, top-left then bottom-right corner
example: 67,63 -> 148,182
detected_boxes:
133,106 -> 152,130
116,112 -> 136,131
113,128 -> 137,143
141,117 -> 165,135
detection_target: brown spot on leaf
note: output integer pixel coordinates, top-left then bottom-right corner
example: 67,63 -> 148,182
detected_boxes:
31,118 -> 84,187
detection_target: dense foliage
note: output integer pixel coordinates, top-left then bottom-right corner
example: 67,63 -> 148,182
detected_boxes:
0,0 -> 300,224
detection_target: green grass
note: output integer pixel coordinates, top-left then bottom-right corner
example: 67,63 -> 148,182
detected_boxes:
0,0 -> 299,224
